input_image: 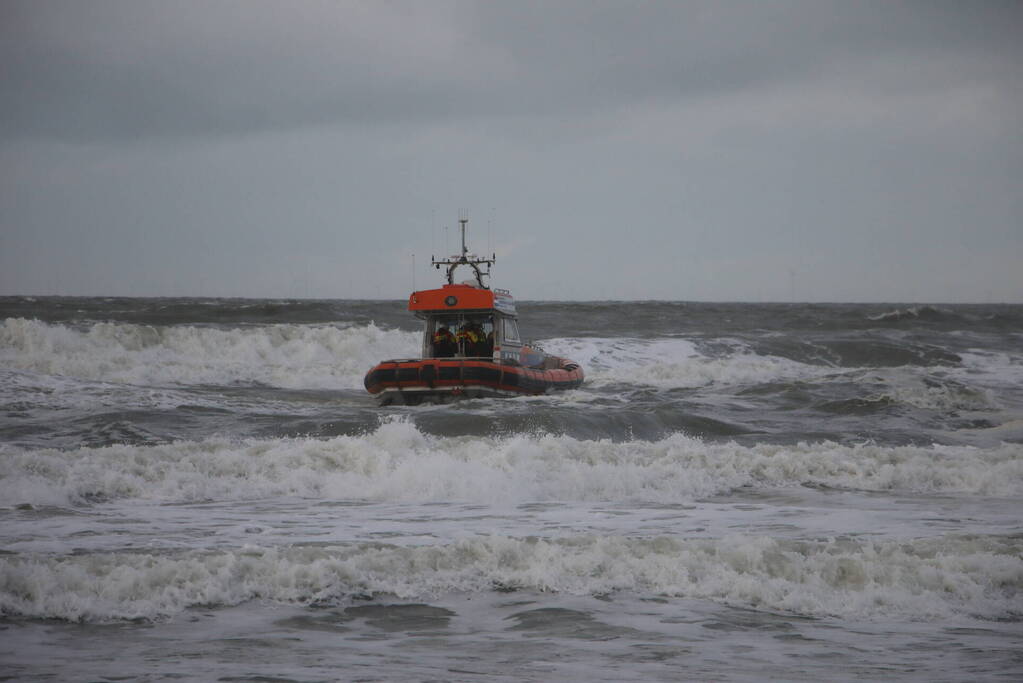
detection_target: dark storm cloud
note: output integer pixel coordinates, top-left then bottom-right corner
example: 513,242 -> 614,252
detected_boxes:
0,1 -> 472,140
472,1 -> 1021,102
1,1 -> 1020,301
2,1 -> 1019,142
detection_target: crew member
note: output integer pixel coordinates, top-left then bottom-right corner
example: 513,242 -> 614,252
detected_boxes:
457,321 -> 484,357
433,325 -> 456,358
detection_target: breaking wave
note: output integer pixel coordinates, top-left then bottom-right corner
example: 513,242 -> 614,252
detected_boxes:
2,320 -> 838,393
3,419 -> 1021,507
868,305 -> 957,323
0,318 -> 419,389
2,533 -> 1019,622
543,337 -> 829,389
830,370 -> 999,414
6,319 -> 1003,400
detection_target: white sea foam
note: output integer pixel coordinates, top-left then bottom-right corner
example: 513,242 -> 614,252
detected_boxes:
3,420 -> 1020,507
0,318 -> 420,389
1,319 -> 836,395
955,349 -> 1023,391
0,367 -> 233,416
866,305 -> 956,322
542,336 -> 827,389
858,369 -> 999,412
1,533 -> 1019,622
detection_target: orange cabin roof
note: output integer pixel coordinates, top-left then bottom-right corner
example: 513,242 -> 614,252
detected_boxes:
409,284 -> 495,311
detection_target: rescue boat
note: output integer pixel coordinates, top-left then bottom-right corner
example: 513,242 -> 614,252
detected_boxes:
364,217 -> 584,405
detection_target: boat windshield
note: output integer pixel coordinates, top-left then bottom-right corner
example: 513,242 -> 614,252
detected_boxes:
431,315 -> 494,358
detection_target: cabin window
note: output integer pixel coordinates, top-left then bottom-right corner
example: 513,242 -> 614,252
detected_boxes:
504,319 -> 520,343
430,315 -> 495,358
430,317 -> 458,358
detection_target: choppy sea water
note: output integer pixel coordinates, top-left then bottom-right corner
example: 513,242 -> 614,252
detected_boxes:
1,296 -> 1021,682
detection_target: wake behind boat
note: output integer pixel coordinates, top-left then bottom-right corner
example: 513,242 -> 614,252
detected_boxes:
364,217 -> 584,405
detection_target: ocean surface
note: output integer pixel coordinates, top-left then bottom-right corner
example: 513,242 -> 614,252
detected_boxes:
1,296 -> 1021,682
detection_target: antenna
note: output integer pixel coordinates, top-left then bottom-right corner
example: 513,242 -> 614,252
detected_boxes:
431,212 -> 496,288
488,207 -> 494,256
459,208 -> 469,258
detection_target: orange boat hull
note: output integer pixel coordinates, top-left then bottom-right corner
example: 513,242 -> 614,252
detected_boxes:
364,357 -> 583,405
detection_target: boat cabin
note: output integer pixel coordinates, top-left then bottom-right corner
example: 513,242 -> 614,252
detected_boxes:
409,282 -> 522,363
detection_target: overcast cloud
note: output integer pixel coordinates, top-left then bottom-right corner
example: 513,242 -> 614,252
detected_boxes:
1,0 -> 1020,301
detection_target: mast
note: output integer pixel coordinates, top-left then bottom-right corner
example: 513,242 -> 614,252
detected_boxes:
431,212 -> 496,288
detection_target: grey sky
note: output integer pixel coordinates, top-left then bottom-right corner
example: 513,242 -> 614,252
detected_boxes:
1,0 -> 1020,301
